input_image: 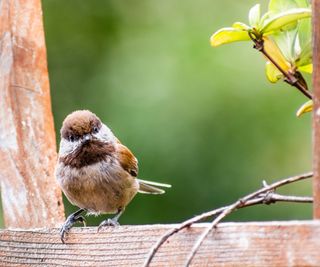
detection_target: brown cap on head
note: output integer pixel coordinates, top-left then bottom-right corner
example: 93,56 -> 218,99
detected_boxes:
61,110 -> 102,140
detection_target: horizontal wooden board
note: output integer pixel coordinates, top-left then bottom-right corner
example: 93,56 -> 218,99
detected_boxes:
1,221 -> 320,266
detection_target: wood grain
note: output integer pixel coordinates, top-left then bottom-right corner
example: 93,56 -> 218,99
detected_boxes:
313,0 -> 320,219
0,0 -> 64,227
0,222 -> 320,266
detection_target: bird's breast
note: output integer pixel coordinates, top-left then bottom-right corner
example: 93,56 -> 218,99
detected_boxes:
55,159 -> 139,214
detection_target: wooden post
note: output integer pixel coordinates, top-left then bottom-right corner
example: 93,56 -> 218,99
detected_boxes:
313,0 -> 320,219
0,0 -> 64,227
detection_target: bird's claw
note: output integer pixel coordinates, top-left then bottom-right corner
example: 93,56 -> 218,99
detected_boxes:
97,218 -> 120,232
60,214 -> 86,243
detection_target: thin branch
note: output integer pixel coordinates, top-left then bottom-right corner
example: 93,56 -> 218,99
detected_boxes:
142,172 -> 313,267
248,32 -> 312,100
261,192 -> 312,203
260,47 -> 312,99
142,208 -> 226,267
184,172 -> 313,266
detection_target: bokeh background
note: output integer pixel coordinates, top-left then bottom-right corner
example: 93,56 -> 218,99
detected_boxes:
0,0 -> 312,226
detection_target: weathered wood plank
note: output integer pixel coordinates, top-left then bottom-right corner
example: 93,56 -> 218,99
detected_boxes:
0,222 -> 320,266
313,0 -> 320,218
0,0 -> 64,227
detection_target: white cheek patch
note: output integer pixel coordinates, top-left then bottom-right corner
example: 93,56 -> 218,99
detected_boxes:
94,124 -> 116,143
59,138 -> 80,156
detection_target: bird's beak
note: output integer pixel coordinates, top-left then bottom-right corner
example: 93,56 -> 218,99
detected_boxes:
82,134 -> 92,144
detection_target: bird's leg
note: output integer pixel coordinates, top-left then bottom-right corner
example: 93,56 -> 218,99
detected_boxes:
98,208 -> 124,232
60,208 -> 86,243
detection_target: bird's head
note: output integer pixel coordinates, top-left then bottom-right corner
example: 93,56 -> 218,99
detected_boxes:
59,110 -> 114,157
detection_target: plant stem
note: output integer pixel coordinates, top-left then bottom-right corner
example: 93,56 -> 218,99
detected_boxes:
260,47 -> 312,99
248,32 -> 312,99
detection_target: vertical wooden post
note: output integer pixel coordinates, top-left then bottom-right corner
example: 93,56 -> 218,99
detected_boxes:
313,0 -> 320,219
0,0 -> 64,227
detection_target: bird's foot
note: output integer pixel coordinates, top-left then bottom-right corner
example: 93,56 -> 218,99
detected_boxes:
60,209 -> 86,243
97,218 -> 120,232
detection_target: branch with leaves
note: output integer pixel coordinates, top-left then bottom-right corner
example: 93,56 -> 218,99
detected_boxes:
143,172 -> 313,267
210,0 -> 313,115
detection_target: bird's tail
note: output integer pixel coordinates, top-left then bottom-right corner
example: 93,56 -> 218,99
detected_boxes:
137,179 -> 171,194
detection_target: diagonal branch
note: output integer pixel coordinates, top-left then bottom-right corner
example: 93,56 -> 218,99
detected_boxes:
184,173 -> 313,266
248,31 -> 312,100
142,172 -> 313,267
260,46 -> 312,99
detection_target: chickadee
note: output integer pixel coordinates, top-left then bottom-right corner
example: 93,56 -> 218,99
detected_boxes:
56,110 -> 171,243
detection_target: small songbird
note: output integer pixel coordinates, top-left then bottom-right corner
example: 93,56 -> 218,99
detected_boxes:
56,110 -> 171,243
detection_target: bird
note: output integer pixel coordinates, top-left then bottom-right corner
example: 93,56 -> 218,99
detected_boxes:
55,110 -> 171,243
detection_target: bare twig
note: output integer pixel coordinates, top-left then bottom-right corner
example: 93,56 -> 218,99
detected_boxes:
142,172 -> 313,267
260,192 -> 312,203
184,172 -> 313,266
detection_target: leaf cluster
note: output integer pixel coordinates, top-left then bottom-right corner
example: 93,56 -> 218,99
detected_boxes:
211,0 -> 312,115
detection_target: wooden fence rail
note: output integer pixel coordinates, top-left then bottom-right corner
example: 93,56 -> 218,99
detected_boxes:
1,222 -> 320,266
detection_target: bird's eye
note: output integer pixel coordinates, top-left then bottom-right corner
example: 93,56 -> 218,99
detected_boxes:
93,127 -> 99,133
69,135 -> 75,142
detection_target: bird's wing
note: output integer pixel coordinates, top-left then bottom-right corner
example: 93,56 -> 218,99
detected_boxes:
115,142 -> 139,177
115,141 -> 171,194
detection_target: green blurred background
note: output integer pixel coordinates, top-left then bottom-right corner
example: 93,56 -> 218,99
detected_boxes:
0,0 -> 313,227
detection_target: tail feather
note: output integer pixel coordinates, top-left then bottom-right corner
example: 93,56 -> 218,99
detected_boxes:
137,179 -> 171,194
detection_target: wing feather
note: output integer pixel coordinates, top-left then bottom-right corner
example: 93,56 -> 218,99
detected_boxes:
116,143 -> 138,177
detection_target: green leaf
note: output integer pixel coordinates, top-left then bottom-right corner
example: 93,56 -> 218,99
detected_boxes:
269,0 -> 306,13
272,15 -> 311,66
210,27 -> 250,47
298,64 -> 312,73
296,100 -> 313,117
273,30 -> 297,63
265,61 -> 284,83
296,41 -> 312,67
248,4 -> 261,27
261,8 -> 311,34
293,30 -> 302,60
263,36 -> 291,71
260,11 -> 273,26
293,17 -> 312,67
294,0 -> 310,8
298,18 -> 311,49
232,22 -> 250,30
